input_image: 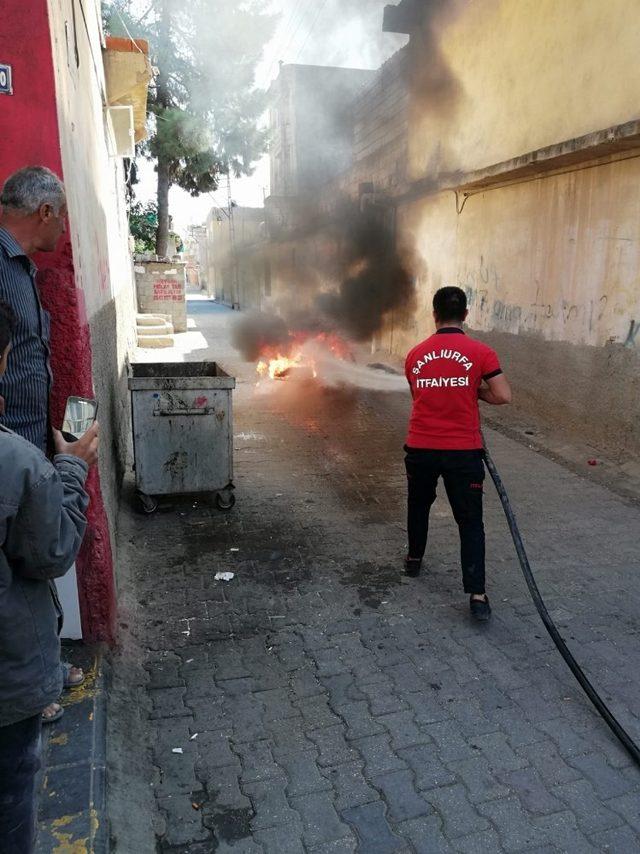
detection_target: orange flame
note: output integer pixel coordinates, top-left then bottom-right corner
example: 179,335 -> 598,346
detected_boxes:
255,333 -> 352,381
257,353 -> 305,380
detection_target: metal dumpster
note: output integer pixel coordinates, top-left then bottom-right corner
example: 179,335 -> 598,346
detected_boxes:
128,361 -> 236,513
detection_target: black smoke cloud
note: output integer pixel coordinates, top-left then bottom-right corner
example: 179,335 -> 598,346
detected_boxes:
405,0 -> 464,115
317,201 -> 417,341
232,198 -> 419,361
231,312 -> 291,362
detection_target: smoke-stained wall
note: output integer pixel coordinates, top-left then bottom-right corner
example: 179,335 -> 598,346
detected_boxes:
406,0 -> 640,180
323,48 -> 410,200
269,64 -> 375,197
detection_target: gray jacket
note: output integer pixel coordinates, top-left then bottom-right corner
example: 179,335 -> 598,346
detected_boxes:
0,425 -> 89,726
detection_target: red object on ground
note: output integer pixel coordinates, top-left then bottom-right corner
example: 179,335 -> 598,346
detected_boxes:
587,459 -> 598,466
0,0 -> 116,643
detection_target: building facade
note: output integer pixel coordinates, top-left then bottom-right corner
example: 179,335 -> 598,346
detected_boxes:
0,0 -> 149,640
269,63 -> 375,198
204,206 -> 270,310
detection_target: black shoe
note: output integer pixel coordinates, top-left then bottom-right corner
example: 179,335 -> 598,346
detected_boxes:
404,557 -> 422,577
470,595 -> 491,621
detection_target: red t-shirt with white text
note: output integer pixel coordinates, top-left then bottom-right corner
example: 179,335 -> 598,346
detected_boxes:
405,328 -> 502,450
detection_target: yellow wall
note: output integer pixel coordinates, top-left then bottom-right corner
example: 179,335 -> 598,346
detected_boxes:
409,0 -> 640,180
395,155 -> 640,354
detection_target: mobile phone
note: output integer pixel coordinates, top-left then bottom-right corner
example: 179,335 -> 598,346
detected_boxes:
61,396 -> 98,442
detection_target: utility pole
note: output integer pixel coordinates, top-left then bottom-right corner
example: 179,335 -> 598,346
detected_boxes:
226,173 -> 240,309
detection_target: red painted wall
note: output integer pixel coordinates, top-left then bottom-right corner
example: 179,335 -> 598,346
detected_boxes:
0,0 -> 115,643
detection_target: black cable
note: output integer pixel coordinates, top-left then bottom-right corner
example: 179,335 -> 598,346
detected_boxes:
483,443 -> 640,766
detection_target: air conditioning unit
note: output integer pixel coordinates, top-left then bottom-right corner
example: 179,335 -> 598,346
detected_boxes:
105,105 -> 135,158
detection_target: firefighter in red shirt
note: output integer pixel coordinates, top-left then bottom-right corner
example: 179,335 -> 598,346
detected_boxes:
404,286 -> 511,621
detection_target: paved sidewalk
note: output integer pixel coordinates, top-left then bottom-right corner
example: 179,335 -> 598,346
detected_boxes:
109,300 -> 640,853
36,643 -> 108,853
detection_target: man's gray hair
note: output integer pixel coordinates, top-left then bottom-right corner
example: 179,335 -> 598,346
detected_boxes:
0,166 -> 66,216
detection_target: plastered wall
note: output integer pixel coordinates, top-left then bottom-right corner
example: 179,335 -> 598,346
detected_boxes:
408,0 -> 640,180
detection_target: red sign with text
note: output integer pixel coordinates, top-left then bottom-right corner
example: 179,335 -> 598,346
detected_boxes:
153,279 -> 183,302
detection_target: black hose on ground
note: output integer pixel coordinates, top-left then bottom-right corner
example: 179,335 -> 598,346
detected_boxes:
483,444 -> 640,767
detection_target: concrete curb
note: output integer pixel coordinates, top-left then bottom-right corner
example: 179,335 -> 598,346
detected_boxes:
36,643 -> 109,853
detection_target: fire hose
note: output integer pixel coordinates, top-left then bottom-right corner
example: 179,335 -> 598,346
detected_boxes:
482,442 -> 640,767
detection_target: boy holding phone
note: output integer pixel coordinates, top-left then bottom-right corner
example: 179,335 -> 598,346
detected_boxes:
0,301 -> 99,852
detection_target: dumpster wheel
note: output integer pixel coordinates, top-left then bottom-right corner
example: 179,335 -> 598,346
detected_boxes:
136,490 -> 159,515
215,490 -> 236,511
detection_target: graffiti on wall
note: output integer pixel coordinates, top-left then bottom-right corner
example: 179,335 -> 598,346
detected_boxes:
454,256 -> 633,345
624,319 -> 639,348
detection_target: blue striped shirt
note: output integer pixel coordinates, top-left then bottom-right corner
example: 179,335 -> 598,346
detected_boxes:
0,227 -> 52,451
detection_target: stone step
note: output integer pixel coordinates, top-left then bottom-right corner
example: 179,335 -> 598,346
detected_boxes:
136,333 -> 175,349
136,313 -> 172,327
136,322 -> 174,336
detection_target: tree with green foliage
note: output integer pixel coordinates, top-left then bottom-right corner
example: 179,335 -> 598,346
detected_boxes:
128,199 -> 158,255
105,1 -> 274,257
127,198 -> 185,256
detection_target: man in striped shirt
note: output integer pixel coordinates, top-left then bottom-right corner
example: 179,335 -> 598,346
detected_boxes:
0,166 -> 85,721
0,166 -> 64,448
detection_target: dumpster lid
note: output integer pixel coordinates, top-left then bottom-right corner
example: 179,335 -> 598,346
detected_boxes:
128,361 -> 236,390
130,361 -> 231,379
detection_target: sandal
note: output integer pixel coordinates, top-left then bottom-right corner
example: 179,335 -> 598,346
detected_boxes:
62,661 -> 85,689
42,702 -> 64,724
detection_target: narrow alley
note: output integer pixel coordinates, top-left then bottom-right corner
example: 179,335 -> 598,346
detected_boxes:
3,3 -> 640,854
108,299 -> 640,854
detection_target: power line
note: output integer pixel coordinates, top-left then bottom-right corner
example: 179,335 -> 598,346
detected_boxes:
112,2 -> 146,56
266,0 -> 307,64
292,0 -> 330,63
208,194 -> 230,220
263,3 -> 301,80
275,0 -> 313,60
265,0 -> 314,81
267,0 -> 309,60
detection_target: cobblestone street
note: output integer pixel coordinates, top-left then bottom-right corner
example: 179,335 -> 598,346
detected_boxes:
108,300 -> 640,853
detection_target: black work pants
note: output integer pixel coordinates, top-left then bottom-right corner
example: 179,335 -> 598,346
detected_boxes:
404,447 -> 486,594
0,714 -> 42,854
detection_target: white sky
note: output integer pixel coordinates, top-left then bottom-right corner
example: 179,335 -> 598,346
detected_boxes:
134,0 -> 406,234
